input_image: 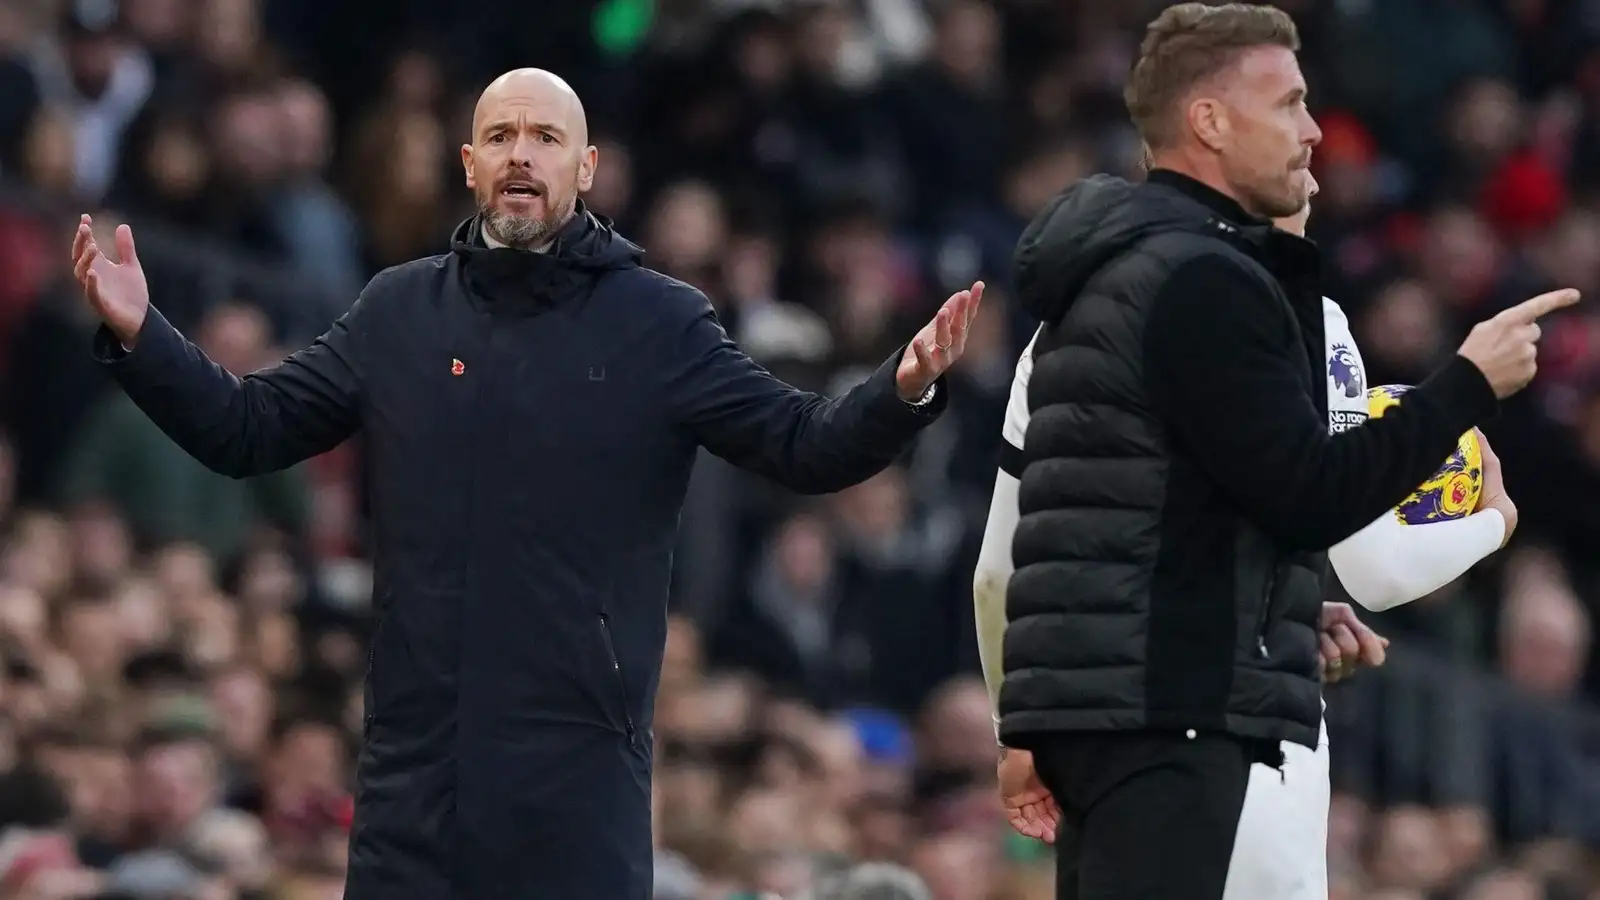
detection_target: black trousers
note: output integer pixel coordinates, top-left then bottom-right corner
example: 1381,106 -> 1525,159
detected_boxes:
1031,730 -> 1255,900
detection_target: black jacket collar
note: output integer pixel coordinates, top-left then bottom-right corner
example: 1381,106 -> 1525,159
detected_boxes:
1145,169 -> 1317,276
1145,169 -> 1267,229
448,200 -> 642,315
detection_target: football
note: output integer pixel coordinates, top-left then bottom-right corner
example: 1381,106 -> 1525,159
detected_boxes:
1366,385 -> 1483,525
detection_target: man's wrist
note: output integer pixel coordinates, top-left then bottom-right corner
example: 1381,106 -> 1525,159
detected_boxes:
903,382 -> 938,408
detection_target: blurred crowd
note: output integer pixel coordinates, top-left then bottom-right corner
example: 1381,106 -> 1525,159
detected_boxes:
0,0 -> 1599,898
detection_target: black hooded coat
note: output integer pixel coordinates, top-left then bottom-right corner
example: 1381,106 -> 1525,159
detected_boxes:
93,204 -> 943,899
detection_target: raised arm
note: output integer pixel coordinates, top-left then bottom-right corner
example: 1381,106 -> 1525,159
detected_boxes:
669,284 -> 980,494
1143,254 -> 1553,551
75,216 -> 370,479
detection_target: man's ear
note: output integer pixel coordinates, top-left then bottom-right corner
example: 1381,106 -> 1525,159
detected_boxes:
461,144 -> 476,189
1188,97 -> 1229,153
577,145 -> 598,193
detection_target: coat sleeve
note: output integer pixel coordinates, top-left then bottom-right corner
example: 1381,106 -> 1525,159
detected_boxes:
667,291 -> 945,495
1143,254 -> 1500,551
91,276 -> 381,479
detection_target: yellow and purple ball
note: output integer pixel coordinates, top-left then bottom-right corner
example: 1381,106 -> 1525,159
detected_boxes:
1366,384 -> 1483,525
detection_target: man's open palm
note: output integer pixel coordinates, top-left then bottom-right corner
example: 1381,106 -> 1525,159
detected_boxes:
71,214 -> 150,346
896,281 -> 984,400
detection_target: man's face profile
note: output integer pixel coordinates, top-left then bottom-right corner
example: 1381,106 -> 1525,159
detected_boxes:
460,70 -> 597,249
1196,45 -> 1321,219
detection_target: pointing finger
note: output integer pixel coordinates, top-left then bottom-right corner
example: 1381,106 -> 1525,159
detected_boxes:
1498,289 -> 1580,324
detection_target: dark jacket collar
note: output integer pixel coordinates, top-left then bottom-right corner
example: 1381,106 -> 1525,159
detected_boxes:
448,200 -> 643,315
1145,169 -> 1267,229
1145,168 -> 1317,275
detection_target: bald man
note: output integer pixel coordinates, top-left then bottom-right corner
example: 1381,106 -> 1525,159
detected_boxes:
71,69 -> 982,900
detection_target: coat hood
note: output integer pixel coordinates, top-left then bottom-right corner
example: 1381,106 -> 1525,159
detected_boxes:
1013,173 -> 1265,324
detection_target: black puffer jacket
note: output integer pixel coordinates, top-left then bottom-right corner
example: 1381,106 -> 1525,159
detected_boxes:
999,171 -> 1497,750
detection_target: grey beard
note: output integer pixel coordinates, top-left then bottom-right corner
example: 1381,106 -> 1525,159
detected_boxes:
481,210 -> 552,250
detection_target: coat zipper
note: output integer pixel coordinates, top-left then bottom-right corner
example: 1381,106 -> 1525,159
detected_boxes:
1255,570 -> 1277,659
597,614 -> 639,746
362,613 -> 382,737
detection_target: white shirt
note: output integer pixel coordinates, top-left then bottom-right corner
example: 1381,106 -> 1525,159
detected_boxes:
973,300 -> 1505,733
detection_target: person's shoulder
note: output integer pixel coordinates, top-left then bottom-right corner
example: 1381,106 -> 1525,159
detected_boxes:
1144,251 -> 1288,346
368,255 -> 450,292
346,255 -> 454,316
629,266 -> 715,317
1160,240 -> 1271,282
1153,250 -> 1281,310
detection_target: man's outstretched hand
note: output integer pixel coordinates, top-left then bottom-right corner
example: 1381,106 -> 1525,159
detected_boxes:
896,281 -> 984,401
1456,288 -> 1580,398
998,746 -> 1059,844
71,214 -> 150,348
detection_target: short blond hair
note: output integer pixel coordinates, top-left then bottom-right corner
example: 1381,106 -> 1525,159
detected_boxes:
1125,3 -> 1301,150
